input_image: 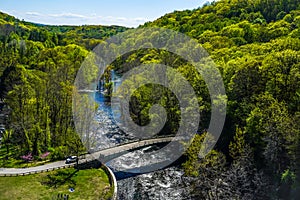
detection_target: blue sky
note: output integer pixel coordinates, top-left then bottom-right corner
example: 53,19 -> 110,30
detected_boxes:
0,0 -> 210,27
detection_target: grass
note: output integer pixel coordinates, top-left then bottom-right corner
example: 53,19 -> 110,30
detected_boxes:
0,168 -> 113,200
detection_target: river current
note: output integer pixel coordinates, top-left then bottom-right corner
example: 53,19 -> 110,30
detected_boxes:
92,72 -> 192,200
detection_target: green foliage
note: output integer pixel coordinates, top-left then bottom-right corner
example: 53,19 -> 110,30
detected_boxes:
141,0 -> 300,198
0,12 -> 127,163
281,169 -> 296,183
229,127 -> 246,160
182,133 -> 225,177
48,146 -> 68,161
0,0 -> 300,198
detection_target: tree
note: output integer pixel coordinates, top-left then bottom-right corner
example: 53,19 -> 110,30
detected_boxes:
226,127 -> 271,199
262,50 -> 300,112
246,93 -> 293,176
2,129 -> 12,158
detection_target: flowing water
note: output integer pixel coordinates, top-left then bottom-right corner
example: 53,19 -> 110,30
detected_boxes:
93,71 -> 191,200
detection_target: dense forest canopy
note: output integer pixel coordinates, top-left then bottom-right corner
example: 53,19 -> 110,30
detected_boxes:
0,11 -> 129,162
141,0 -> 300,198
0,0 -> 300,199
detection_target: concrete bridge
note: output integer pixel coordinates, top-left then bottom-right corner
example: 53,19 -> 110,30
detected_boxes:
90,136 -> 175,163
0,136 -> 175,176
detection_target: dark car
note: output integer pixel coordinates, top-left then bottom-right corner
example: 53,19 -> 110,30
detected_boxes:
65,156 -> 78,164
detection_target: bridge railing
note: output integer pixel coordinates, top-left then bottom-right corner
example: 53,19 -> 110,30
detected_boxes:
89,135 -> 176,153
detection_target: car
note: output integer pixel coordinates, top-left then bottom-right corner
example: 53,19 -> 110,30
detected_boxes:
65,156 -> 78,164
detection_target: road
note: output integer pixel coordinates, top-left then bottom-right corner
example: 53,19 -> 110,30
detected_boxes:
0,136 -> 174,176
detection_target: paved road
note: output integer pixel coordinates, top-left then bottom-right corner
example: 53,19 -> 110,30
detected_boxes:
0,160 -> 71,175
0,137 -> 174,176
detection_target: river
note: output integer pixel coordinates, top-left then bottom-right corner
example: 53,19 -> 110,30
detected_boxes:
92,71 -> 192,200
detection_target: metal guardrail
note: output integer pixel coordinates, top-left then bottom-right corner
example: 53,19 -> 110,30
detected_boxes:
0,161 -> 85,177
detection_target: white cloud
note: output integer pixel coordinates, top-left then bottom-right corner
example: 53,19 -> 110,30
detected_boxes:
9,11 -> 149,27
49,13 -> 87,19
25,12 -> 42,16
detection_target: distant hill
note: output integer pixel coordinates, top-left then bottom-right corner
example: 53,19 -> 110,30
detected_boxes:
0,11 -> 129,50
143,0 -> 300,45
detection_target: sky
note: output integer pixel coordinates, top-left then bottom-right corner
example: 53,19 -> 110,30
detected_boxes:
0,0 -> 210,27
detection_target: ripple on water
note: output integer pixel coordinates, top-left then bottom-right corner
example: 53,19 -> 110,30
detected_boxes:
93,74 -> 192,199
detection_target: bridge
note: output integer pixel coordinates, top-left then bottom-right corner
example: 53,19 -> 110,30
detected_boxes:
0,136 -> 175,176
90,136 -> 175,163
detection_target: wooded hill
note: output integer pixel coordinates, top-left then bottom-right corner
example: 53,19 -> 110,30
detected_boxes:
113,0 -> 300,198
0,11 -> 128,163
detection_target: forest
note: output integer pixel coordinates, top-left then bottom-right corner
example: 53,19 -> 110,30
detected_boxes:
0,11 -> 129,162
0,0 -> 300,199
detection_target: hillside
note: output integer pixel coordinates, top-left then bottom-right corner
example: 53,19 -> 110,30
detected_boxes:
0,11 -> 128,87
109,0 -> 300,198
0,11 -> 128,170
0,11 -> 128,51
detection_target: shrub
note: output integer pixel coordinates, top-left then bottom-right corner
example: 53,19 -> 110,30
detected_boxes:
49,146 -> 68,161
20,153 -> 33,162
40,152 -> 50,160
